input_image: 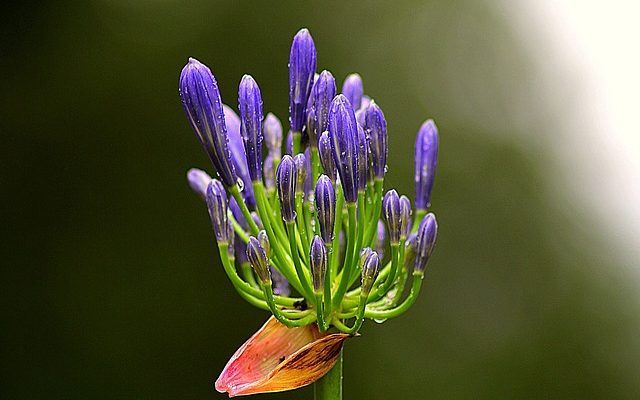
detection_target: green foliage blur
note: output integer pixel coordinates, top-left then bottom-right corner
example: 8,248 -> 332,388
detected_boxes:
2,1 -> 639,399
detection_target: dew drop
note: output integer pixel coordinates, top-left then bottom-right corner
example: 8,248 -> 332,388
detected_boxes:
236,177 -> 245,192
374,318 -> 387,324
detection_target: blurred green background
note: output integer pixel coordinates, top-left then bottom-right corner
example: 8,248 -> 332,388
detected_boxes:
3,1 -> 639,399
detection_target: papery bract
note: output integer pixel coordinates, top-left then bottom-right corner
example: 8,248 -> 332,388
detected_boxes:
215,317 -> 350,397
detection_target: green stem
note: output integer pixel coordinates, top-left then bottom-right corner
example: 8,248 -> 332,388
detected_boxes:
286,221 -> 315,301
364,179 -> 384,246
330,184 -> 344,281
332,203 -> 357,310
295,192 -> 311,256
310,147 -> 321,186
412,209 -> 427,233
364,273 -> 424,319
314,347 -> 342,400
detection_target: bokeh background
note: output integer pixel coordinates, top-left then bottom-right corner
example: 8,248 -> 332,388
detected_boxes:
3,1 -> 639,399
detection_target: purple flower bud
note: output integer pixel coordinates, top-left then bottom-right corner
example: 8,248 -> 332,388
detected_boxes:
399,195 -> 412,239
376,219 -> 386,260
315,175 -> 336,244
224,105 -> 256,209
179,58 -> 237,187
360,250 -> 380,295
263,154 -> 276,191
358,247 -> 373,272
383,189 -> 402,244
342,73 -> 363,110
328,94 -> 359,203
205,179 -> 229,243
276,155 -> 297,222
414,120 -> 438,210
271,267 -> 290,296
264,113 -> 283,157
247,236 -> 271,284
289,28 -> 317,134
294,153 -> 307,193
318,132 -> 337,181
238,75 -> 264,182
364,101 -> 387,179
313,70 -> 337,142
310,236 -> 327,293
414,213 -> 438,273
187,168 -> 212,200
356,123 -> 368,192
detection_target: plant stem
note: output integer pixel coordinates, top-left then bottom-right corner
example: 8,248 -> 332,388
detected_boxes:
314,348 -> 342,400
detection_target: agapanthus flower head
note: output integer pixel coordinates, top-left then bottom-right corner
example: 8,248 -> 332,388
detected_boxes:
180,58 -> 237,187
183,27 -> 443,398
414,213 -> 438,273
328,94 -> 359,203
383,189 -> 402,244
238,75 -> 264,182
315,175 -> 336,244
205,179 -> 229,243
247,236 -> 271,284
414,119 -> 439,210
264,112 -> 283,157
289,28 -> 317,134
276,155 -> 297,222
342,73 -> 364,110
318,131 -> 337,181
364,101 -> 387,179
310,236 -> 327,293
187,168 -> 212,200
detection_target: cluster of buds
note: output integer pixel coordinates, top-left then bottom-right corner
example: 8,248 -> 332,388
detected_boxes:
181,28 -> 438,336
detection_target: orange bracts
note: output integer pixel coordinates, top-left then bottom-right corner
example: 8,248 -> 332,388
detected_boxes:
215,317 -> 350,397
